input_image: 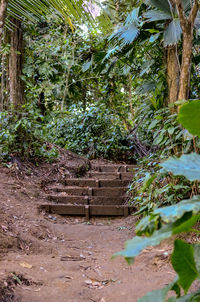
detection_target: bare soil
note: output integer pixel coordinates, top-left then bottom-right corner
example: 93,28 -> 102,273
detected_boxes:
0,153 -> 175,302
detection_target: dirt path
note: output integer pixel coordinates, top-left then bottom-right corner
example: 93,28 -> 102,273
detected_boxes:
0,164 -> 175,302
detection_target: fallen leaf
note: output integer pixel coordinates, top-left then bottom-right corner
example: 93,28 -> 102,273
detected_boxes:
20,262 -> 32,269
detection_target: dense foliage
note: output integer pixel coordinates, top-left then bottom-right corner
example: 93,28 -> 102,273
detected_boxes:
0,1 -> 200,301
46,105 -> 132,160
116,101 -> 200,301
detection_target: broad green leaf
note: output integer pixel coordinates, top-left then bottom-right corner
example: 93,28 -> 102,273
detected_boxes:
113,225 -> 172,263
172,213 -> 200,235
160,153 -> 200,181
178,101 -> 200,137
171,240 -> 198,293
137,283 -> 172,302
167,289 -> 200,301
136,198 -> 200,236
193,244 -> 200,276
138,279 -> 180,302
154,197 -> 200,223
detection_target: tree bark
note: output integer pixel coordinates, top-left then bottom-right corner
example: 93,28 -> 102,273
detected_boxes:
0,52 -> 6,110
178,28 -> 193,100
174,0 -> 199,100
0,0 -> 8,48
9,18 -> 24,107
166,45 -> 180,105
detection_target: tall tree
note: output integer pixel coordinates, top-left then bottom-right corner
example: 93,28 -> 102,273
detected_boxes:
107,0 -> 200,107
175,0 -> 199,100
9,18 -> 24,107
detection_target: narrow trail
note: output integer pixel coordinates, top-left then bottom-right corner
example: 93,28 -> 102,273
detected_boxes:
0,160 -> 175,302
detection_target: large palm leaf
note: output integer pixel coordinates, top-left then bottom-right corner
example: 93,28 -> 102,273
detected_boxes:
108,0 -> 199,50
109,8 -> 140,48
144,0 -> 199,46
6,0 -> 93,26
5,0 -> 112,33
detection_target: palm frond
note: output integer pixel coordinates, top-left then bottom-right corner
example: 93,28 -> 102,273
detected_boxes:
144,0 -> 171,14
109,8 -> 140,48
163,19 -> 182,46
110,23 -> 140,48
144,10 -> 171,22
135,81 -> 156,94
103,46 -> 120,61
125,7 -> 140,25
7,0 -> 48,22
6,0 -> 104,30
140,59 -> 155,77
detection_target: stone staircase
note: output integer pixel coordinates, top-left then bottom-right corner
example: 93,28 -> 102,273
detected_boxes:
40,163 -> 136,219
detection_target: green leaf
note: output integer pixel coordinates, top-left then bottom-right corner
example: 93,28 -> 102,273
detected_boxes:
154,197 -> 200,223
138,279 -> 180,302
178,101 -> 200,137
193,244 -> 200,276
171,240 -> 198,293
172,213 -> 200,235
160,153 -> 200,181
137,283 -> 172,302
82,59 -> 92,72
168,127 -> 175,135
167,288 -> 200,301
113,225 -> 172,263
139,172 -> 157,193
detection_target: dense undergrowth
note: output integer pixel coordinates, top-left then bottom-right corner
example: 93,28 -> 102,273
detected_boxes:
0,103 -> 133,162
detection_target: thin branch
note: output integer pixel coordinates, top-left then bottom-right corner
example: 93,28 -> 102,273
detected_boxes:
189,0 -> 199,25
174,0 -> 187,29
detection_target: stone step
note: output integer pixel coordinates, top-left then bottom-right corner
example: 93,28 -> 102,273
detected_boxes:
49,187 -> 127,197
47,195 -> 125,205
40,204 -> 132,217
64,179 -> 130,187
86,172 -> 134,180
91,164 -> 137,172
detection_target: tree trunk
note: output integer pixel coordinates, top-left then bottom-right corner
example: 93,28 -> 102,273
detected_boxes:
174,0 -> 199,101
178,28 -> 193,100
166,45 -> 179,105
9,18 -> 24,107
0,53 -> 6,110
0,0 -> 8,47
